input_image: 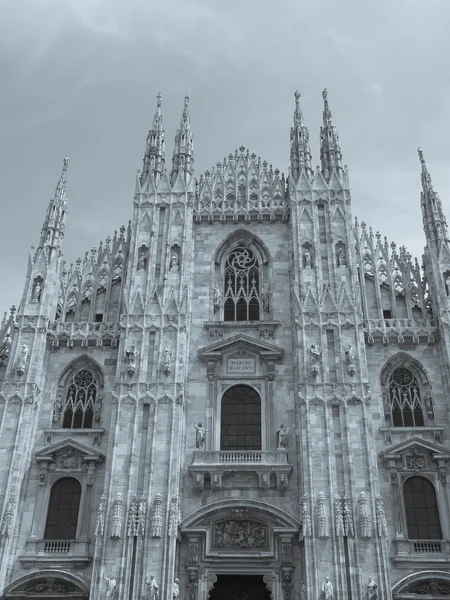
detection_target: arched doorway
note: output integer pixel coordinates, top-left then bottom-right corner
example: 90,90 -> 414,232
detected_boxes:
393,571 -> 450,599
4,570 -> 89,600
210,575 -> 272,600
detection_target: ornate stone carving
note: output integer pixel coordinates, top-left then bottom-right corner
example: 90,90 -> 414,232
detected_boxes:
261,282 -> 270,312
173,578 -> 180,600
188,570 -> 199,600
53,392 -> 63,423
188,539 -> 199,563
137,495 -> 146,536
405,448 -> 426,470
213,285 -> 222,312
310,344 -> 321,377
322,578 -> 333,600
425,393 -> 434,419
301,495 -> 312,537
213,519 -> 267,549
16,344 -> 28,376
276,424 -> 287,448
193,421 -> 206,449
375,495 -> 387,537
317,492 -> 329,538
151,493 -> 162,538
0,495 -> 15,538
125,346 -> 137,377
343,495 -> 354,537
103,574 -> 117,600
137,245 -> 148,271
111,492 -> 123,538
59,447 -> 79,470
334,494 -> 344,537
344,345 -> 356,376
31,277 -> 43,303
232,508 -> 249,520
281,569 -> 293,600
367,578 -> 378,599
409,580 -> 450,595
95,494 -> 106,537
127,496 -> 139,537
169,495 -> 181,537
162,346 -> 173,376
170,252 -> 180,272
358,491 -> 372,539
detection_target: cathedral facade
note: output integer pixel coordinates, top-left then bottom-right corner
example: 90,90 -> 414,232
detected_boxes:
1,90 -> 450,600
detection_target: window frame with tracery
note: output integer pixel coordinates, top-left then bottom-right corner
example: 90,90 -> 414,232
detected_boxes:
58,367 -> 101,429
223,245 -> 261,322
383,363 -> 433,428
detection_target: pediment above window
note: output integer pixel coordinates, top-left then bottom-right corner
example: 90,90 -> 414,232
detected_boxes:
198,333 -> 285,362
4,570 -> 89,599
35,439 -> 104,483
379,436 -> 450,463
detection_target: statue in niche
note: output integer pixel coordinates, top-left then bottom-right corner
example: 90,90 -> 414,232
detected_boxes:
445,273 -> 450,296
276,424 -> 288,448
137,247 -> 148,271
31,279 -> 42,303
16,344 -> 29,376
125,346 -> 136,377
103,574 -> 117,600
170,253 -> 179,272
173,579 -> 180,600
345,345 -> 356,376
213,285 -> 222,312
162,346 -> 173,376
304,248 -> 312,268
337,247 -> 345,267
261,282 -> 270,312
310,344 -> 321,377
145,575 -> 159,600
193,421 -> 206,449
367,578 -> 378,599
321,578 -> 333,600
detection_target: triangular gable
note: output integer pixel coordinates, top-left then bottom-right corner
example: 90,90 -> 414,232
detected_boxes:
35,438 -> 104,464
379,436 -> 450,461
198,333 -> 284,362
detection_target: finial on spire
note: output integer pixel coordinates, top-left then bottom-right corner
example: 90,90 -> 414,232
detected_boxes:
418,147 -> 425,164
320,88 -> 342,182
157,92 -> 162,108
63,156 -> 69,171
295,90 -> 301,110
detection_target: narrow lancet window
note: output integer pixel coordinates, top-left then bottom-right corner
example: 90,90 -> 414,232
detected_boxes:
388,367 -> 425,427
62,368 -> 97,429
223,246 -> 260,322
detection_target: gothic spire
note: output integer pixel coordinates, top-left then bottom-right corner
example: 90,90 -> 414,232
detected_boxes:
171,94 -> 194,185
141,93 -> 165,184
418,147 -> 448,249
38,156 -> 68,256
320,89 -> 343,182
290,90 -> 313,182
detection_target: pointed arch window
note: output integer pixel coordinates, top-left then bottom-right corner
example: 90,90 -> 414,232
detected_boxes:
403,476 -> 442,539
45,477 -> 81,540
221,385 -> 261,450
224,246 -> 260,322
388,367 -> 425,427
62,368 -> 97,429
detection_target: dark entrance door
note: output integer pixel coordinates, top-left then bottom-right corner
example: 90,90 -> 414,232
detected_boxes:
209,575 -> 271,600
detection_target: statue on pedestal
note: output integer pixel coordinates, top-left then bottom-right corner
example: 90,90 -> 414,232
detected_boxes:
322,577 -> 333,600
276,424 -> 287,448
146,575 -> 159,600
367,578 -> 378,599
194,422 -> 206,449
103,574 -> 117,600
173,578 -> 180,600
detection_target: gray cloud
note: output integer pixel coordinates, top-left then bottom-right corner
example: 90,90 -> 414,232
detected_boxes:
1,0 -> 449,311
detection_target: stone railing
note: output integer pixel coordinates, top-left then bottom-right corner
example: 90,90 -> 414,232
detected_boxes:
189,449 -> 292,489
392,538 -> 450,566
48,321 -> 120,347
20,539 -> 91,568
363,318 -> 437,345
192,450 -> 288,465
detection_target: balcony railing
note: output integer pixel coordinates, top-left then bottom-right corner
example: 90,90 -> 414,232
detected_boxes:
192,450 -> 288,465
43,540 -> 72,553
392,538 -> 450,566
20,539 -> 91,568
413,540 -> 443,553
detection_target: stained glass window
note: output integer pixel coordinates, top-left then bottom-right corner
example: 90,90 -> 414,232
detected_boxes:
224,247 -> 260,322
388,367 -> 425,427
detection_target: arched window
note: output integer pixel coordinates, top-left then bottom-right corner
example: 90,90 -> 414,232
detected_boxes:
45,478 -> 81,540
403,477 -> 442,540
388,367 -> 425,427
221,385 -> 261,450
62,368 -> 97,429
224,247 -> 260,322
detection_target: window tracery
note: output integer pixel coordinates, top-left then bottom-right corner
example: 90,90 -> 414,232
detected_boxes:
224,247 -> 260,322
388,367 -> 425,427
62,368 -> 98,429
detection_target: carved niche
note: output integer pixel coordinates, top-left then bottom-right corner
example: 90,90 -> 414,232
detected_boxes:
213,519 -> 267,549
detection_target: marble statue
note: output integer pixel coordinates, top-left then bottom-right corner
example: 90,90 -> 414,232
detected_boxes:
170,253 -> 179,272
31,279 -> 42,303
213,285 -> 222,311
125,346 -> 136,377
322,577 -> 333,600
367,578 -> 378,599
261,282 -> 270,311
337,247 -> 345,266
304,249 -> 311,268
194,422 -> 206,449
310,344 -> 321,363
276,424 -> 287,448
173,578 -> 180,600
103,574 -> 117,600
146,575 -> 159,600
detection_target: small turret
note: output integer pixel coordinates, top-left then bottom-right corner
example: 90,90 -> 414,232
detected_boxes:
320,89 -> 343,182
171,94 -> 194,185
418,148 -> 449,251
141,93 -> 165,184
37,157 -> 68,260
290,91 -> 313,182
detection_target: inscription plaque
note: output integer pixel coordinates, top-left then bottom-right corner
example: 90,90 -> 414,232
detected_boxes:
227,358 -> 256,373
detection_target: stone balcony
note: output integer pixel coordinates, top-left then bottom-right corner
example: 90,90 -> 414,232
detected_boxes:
189,449 -> 293,489
392,538 -> 450,567
363,318 -> 437,345
48,321 -> 120,347
20,539 -> 91,568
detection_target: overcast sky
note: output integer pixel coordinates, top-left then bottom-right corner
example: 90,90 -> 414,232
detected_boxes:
1,0 -> 449,314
